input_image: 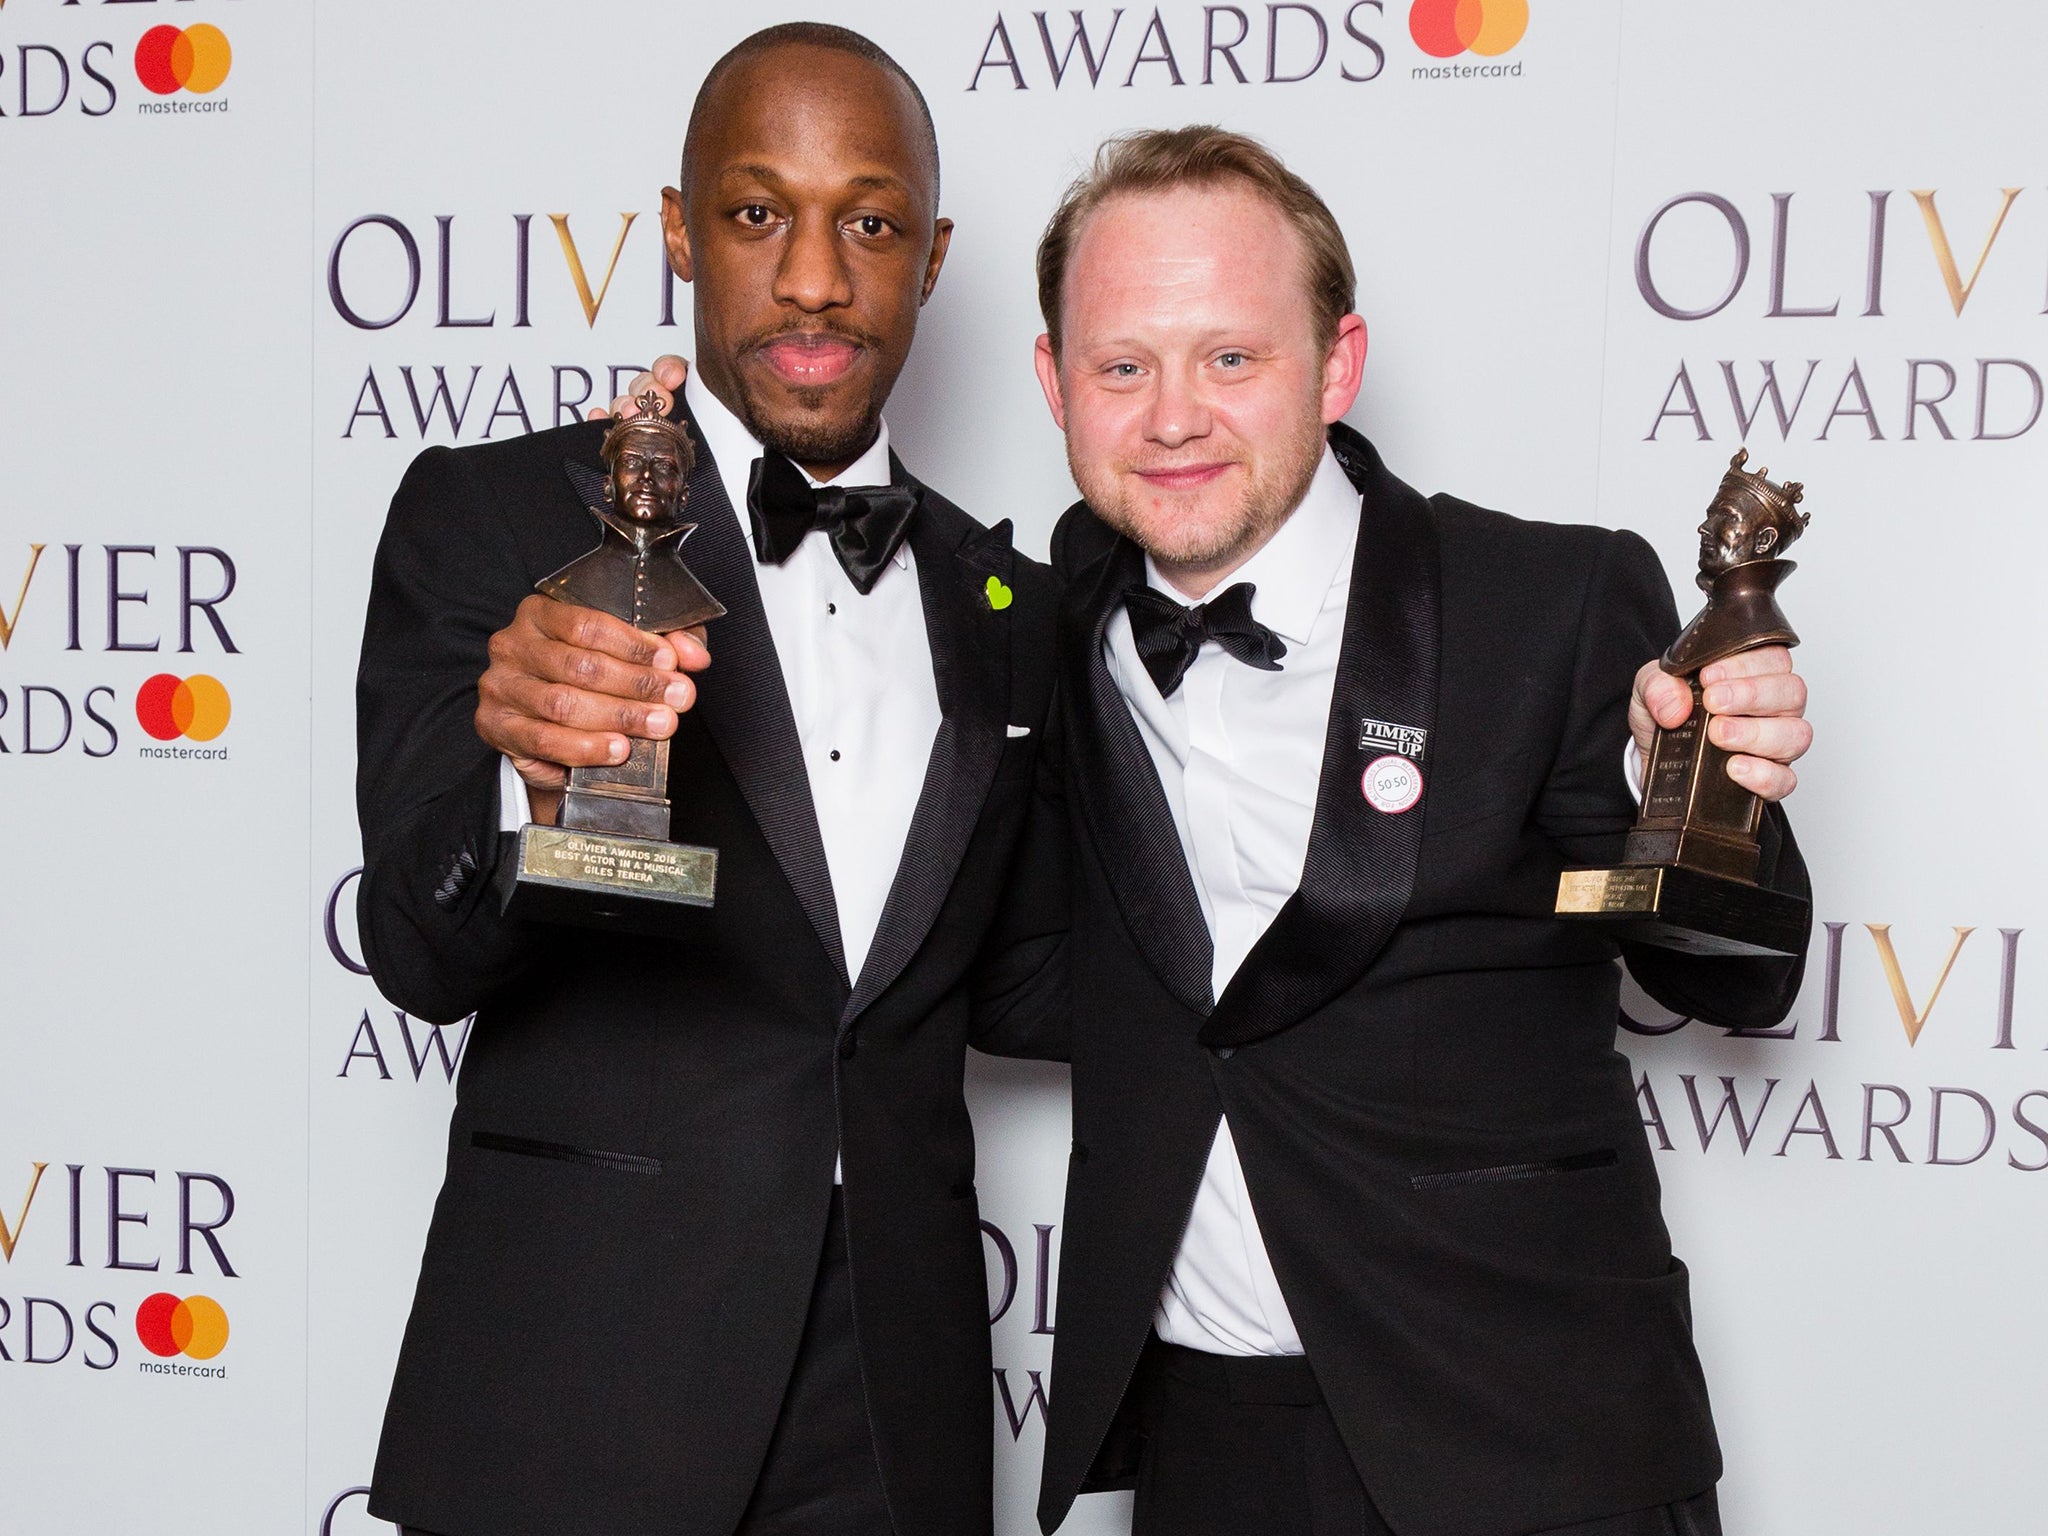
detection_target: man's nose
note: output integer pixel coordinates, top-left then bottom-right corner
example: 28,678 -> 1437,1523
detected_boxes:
775,213 -> 855,313
1143,365 -> 1210,448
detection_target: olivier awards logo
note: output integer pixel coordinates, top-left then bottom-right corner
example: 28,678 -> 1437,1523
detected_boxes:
327,207 -> 682,444
1622,922 -> 2048,1174
966,3 -> 1392,92
1,1155 -> 241,1379
962,3 -> 1531,92
1636,186 -> 2048,444
0,540 -> 240,761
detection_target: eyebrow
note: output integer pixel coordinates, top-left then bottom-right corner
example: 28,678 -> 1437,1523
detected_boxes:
715,164 -> 914,199
846,173 -> 913,197
717,163 -> 788,190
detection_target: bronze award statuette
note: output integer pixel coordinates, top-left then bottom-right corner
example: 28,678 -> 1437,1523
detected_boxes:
1555,450 -> 1813,957
502,392 -> 727,933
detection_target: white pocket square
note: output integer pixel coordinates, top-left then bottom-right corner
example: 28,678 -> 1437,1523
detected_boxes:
1005,724 -> 1032,738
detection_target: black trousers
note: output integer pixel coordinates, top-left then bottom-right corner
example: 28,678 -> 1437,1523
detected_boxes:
1130,1340 -> 1720,1536
406,1189 -> 892,1536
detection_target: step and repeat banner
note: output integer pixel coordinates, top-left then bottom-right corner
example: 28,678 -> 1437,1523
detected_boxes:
3,3 -> 2042,1533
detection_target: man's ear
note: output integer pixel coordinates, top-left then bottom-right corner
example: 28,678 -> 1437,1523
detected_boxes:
1033,334 -> 1067,431
921,218 -> 955,305
1753,524 -> 1779,557
660,186 -> 693,283
1320,313 -> 1368,425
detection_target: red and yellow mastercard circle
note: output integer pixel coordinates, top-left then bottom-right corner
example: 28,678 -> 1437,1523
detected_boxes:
136,674 -> 232,742
135,25 -> 233,97
1410,0 -> 1528,58
136,1293 -> 230,1360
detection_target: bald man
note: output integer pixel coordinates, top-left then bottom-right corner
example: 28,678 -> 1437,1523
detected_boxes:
355,25 -> 1061,1536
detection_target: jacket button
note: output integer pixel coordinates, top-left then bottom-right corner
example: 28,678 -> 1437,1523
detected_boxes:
838,1031 -> 857,1060
1214,1046 -> 1237,1060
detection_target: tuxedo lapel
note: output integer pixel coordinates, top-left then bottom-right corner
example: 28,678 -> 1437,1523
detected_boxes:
590,426 -> 850,986
842,489 -> 1011,1024
1198,425 -> 1442,1050
1062,526 -> 1216,1015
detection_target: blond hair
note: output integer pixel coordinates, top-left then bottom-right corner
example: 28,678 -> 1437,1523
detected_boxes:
1035,125 -> 1356,357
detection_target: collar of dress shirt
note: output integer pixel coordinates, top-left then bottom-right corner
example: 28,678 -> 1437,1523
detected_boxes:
1141,443 -> 1360,647
682,369 -> 907,571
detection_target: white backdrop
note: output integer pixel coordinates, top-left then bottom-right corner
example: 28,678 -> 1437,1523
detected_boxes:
3,3 -> 2043,1533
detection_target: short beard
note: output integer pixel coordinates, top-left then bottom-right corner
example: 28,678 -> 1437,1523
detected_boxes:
738,383 -> 884,470
731,320 -> 888,470
1076,408 -> 1325,580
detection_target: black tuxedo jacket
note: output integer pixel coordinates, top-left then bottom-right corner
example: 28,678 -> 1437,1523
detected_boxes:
353,412 -> 1063,1536
1033,424 -> 1810,1536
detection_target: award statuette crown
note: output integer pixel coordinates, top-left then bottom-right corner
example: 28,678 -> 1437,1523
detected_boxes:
1555,449 -> 1813,957
501,392 -> 727,933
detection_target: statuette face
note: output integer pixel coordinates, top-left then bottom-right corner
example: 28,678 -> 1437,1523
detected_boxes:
608,438 -> 686,525
601,392 -> 696,528
1694,448 -> 1808,582
536,399 -> 725,638
1665,450 -> 1813,677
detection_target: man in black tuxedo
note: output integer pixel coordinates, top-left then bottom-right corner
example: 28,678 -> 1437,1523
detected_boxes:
1021,128 -> 1813,1536
354,24 -> 1061,1536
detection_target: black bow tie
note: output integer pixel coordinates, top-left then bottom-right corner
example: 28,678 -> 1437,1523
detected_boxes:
746,451 -> 920,596
1124,581 -> 1287,698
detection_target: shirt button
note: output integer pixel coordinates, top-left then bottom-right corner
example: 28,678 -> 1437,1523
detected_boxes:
829,749 -> 841,762
1214,1046 -> 1237,1060
827,602 -> 837,615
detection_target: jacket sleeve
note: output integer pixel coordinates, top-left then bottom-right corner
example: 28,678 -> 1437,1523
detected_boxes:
1538,527 -> 1811,1031
354,445 -> 543,1025
969,520 -> 1084,1062
969,693 -> 1072,1062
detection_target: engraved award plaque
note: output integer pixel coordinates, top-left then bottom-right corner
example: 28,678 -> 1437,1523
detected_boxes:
502,393 -> 726,933
1555,450 -> 1812,957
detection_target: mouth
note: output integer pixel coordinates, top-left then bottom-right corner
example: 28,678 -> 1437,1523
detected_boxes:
1131,461 -> 1235,493
755,332 -> 865,388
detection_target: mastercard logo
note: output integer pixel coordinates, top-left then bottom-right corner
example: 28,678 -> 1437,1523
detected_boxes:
135,24 -> 233,97
1410,0 -> 1528,58
136,673 -> 232,742
135,1293 -> 230,1360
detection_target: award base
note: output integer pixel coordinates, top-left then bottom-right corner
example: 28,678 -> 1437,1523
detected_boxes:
502,823 -> 717,936
1555,863 -> 1807,958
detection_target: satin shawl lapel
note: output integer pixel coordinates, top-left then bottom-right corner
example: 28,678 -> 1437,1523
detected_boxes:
1198,425 -> 1443,1050
590,428 -> 850,986
843,490 -> 1011,1025
1061,526 -> 1215,1015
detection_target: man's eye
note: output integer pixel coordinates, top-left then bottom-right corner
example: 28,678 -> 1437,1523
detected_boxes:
1216,351 -> 1246,368
738,205 -> 773,227
852,215 -> 890,238
1109,363 -> 1142,378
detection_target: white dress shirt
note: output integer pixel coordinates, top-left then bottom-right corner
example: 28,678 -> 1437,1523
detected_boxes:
501,376 -> 941,1193
1104,445 -> 1364,1357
